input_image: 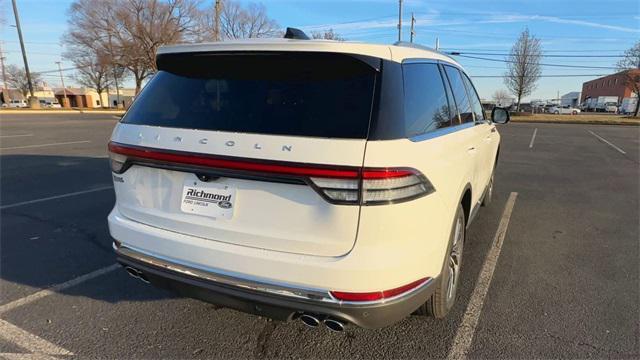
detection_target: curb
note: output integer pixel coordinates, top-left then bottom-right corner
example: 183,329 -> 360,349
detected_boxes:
1,109 -> 125,115
511,119 -> 640,126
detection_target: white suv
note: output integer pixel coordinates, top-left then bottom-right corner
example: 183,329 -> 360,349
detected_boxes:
108,31 -> 509,331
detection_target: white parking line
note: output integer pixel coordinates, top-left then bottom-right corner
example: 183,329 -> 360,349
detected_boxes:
0,264 -> 120,315
0,264 -> 120,358
529,128 -> 538,149
0,134 -> 34,138
0,186 -> 113,210
0,353 -> 60,360
587,130 -> 626,155
0,319 -> 73,356
0,140 -> 90,151
447,192 -> 518,360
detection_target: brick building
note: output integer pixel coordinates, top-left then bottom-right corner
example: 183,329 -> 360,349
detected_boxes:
581,70 -> 639,103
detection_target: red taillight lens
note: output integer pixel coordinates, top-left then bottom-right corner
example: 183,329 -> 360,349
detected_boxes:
330,277 -> 430,302
310,168 -> 434,205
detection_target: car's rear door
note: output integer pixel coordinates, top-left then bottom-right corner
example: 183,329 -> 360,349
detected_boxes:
110,52 -> 379,257
442,65 -> 485,206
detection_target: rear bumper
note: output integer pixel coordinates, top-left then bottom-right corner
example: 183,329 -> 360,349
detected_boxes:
115,245 -> 437,329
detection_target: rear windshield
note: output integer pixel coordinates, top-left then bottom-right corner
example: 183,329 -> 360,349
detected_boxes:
122,52 -> 378,139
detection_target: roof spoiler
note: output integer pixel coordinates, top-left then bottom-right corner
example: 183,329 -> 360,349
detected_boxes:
284,27 -> 310,40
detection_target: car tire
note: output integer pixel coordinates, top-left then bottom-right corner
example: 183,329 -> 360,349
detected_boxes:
416,203 -> 465,318
481,172 -> 494,207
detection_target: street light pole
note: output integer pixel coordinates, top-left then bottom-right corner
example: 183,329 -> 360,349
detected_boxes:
11,0 -> 35,100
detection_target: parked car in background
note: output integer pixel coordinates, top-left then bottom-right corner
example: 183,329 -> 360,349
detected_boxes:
549,106 -> 580,115
8,99 -> 28,108
109,34 -> 509,330
49,100 -> 62,108
604,102 -> 618,113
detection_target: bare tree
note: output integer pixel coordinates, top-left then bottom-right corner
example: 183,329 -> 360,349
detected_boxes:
504,29 -> 542,111
311,29 -> 345,41
65,47 -> 126,107
492,89 -> 511,107
65,0 -> 201,94
219,1 -> 279,39
5,65 -> 41,97
616,41 -> 640,117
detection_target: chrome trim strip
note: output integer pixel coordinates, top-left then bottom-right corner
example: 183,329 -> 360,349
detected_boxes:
116,245 -> 335,302
409,122 -> 475,142
115,244 -> 434,306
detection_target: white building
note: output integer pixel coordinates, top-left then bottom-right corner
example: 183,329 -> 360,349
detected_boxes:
561,92 -> 581,107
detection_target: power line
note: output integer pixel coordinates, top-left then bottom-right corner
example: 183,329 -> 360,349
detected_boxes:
452,54 -> 618,69
448,51 -> 624,58
470,74 -> 609,78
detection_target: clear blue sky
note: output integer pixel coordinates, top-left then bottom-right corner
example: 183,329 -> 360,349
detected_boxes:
1,0 -> 638,100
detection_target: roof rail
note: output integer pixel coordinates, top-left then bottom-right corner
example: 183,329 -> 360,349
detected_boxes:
393,41 -> 455,60
284,27 -> 310,40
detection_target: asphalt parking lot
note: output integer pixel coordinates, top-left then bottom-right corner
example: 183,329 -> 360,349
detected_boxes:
0,113 -> 638,359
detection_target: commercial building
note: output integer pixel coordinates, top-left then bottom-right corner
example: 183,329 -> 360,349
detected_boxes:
561,92 -> 581,107
581,70 -> 639,104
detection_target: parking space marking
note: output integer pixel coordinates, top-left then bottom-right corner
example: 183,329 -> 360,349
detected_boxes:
587,130 -> 626,155
0,353 -> 60,360
0,140 -> 90,151
0,186 -> 113,210
0,319 -> 73,356
447,192 -> 518,360
529,128 -> 538,149
0,134 -> 34,138
0,264 -> 120,315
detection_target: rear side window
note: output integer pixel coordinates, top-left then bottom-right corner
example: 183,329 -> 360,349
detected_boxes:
461,73 -> 485,121
122,52 -> 378,139
443,66 -> 474,123
402,63 -> 452,136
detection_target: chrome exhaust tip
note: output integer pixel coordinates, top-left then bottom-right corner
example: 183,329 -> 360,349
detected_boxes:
299,314 -> 321,328
124,266 -> 150,284
323,318 -> 346,332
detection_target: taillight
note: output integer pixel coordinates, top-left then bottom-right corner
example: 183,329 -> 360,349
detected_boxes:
310,168 -> 434,205
330,277 -> 430,302
109,150 -> 128,173
108,142 -> 434,205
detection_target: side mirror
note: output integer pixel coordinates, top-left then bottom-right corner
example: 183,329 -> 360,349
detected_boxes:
491,107 -> 510,124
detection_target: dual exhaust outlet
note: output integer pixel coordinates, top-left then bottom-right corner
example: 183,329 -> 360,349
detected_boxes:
124,266 -> 150,284
124,265 -> 346,332
299,313 -> 346,332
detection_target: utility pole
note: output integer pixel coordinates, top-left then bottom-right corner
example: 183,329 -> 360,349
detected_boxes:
214,0 -> 222,41
409,12 -> 415,43
55,61 -> 68,107
435,37 -> 440,51
0,43 -> 9,103
11,0 -> 36,104
107,32 -> 121,108
397,0 -> 402,42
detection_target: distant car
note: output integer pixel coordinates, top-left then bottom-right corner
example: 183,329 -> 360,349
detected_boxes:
604,102 -> 618,113
39,99 -> 51,108
49,100 -> 62,108
549,106 -> 580,115
8,99 -> 28,108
